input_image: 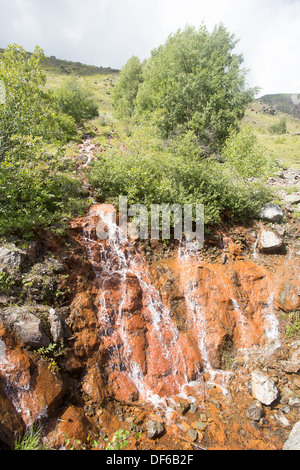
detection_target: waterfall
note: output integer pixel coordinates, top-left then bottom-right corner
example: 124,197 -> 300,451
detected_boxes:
81,205 -> 202,414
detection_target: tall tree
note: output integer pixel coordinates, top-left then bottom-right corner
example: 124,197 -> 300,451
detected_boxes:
112,56 -> 143,118
134,25 -> 256,152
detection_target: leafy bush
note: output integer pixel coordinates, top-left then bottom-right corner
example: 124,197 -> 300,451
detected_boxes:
269,117 -> 287,135
89,128 -> 272,226
222,125 -> 277,178
56,77 -> 99,126
112,56 -> 143,118
0,140 -> 89,236
0,44 -> 77,162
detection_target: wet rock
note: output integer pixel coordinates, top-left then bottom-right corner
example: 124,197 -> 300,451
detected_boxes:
260,203 -> 283,222
283,421 -> 300,450
250,370 -> 279,405
247,401 -> 264,421
0,385 -> 24,449
0,306 -> 50,348
146,420 -> 165,439
258,230 -> 284,254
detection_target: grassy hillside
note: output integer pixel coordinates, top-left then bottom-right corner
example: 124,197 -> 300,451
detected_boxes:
260,93 -> 300,119
1,46 -> 299,172
244,100 -> 300,169
0,47 -> 119,76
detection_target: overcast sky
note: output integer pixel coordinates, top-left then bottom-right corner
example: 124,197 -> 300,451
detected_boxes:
0,0 -> 299,95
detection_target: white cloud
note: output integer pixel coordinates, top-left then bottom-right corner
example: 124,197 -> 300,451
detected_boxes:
0,0 -> 299,94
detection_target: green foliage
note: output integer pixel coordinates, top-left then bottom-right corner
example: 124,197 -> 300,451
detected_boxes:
15,424 -> 44,450
285,313 -> 300,338
0,139 -> 88,236
0,270 -> 14,293
0,44 -> 77,161
106,422 -> 142,450
112,56 -> 143,118
56,77 -> 99,126
127,25 -> 256,151
222,125 -> 277,178
269,117 -> 287,135
89,127 -> 272,226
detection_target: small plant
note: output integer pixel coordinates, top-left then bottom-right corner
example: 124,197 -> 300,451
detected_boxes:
286,312 -> 300,338
106,423 -> 142,450
0,270 -> 14,293
15,424 -> 44,450
37,341 -> 64,373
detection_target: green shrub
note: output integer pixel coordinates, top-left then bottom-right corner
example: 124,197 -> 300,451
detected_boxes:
222,125 -> 277,178
269,117 -> 287,135
0,140 -> 89,236
89,130 -> 272,226
56,77 -> 99,126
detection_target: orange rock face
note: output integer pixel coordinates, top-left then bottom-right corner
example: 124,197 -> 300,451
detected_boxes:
2,203 -> 298,450
68,204 -> 299,415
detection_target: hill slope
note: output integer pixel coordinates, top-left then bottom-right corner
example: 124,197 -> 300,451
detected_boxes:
0,47 -> 119,76
260,93 -> 300,119
244,100 -> 300,169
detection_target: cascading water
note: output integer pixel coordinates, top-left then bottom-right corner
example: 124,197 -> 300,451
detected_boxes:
79,203 -> 282,417
80,204 -> 203,415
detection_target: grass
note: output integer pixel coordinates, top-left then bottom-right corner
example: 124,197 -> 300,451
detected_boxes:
243,100 -> 300,169
14,424 -> 44,450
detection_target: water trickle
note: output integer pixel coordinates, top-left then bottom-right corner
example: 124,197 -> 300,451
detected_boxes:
80,205 -> 202,414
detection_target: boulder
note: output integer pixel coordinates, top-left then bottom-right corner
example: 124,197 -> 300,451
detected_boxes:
0,247 -> 26,271
258,230 -> 284,254
260,203 -> 283,222
283,421 -> 300,450
250,370 -> 279,405
0,306 -> 50,348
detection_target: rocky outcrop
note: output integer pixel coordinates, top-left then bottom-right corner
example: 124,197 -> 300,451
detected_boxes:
0,192 -> 299,450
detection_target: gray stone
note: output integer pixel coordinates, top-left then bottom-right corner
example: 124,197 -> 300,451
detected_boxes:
0,306 -> 50,348
187,428 -> 198,442
284,194 -> 300,205
146,420 -> 165,439
250,370 -> 279,405
48,308 -> 64,343
288,396 -> 300,408
260,203 -> 283,222
258,230 -> 284,254
247,401 -> 264,421
274,410 -> 290,428
0,247 -> 25,270
283,421 -> 300,450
